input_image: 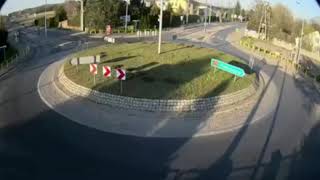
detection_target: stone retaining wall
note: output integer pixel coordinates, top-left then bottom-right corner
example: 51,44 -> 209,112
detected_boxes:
57,60 -> 263,112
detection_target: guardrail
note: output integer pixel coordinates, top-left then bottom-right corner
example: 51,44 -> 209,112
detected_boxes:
240,38 -> 320,87
239,40 -> 293,63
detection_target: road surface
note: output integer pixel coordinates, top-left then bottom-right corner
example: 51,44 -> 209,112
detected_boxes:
0,24 -> 319,180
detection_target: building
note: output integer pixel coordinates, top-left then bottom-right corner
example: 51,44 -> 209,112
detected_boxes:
151,0 -> 227,16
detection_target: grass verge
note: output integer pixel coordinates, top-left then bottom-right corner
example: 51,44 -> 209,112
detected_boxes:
64,42 -> 256,99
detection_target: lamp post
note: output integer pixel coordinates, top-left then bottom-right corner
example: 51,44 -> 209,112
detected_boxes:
80,0 -> 84,31
204,0 -> 208,32
209,2 -> 212,24
186,0 -> 190,24
296,1 -> 304,65
44,0 -> 47,38
125,0 -> 129,33
158,0 -> 164,54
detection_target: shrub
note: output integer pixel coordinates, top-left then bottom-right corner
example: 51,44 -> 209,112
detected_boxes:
316,75 -> 320,83
68,14 -> 80,27
188,15 -> 200,23
0,29 -> 8,47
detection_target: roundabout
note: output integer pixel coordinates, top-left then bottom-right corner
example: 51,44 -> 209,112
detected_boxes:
37,41 -> 278,138
1,24 -> 319,180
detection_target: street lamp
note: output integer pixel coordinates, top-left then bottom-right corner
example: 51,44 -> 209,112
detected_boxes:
80,0 -> 84,31
186,0 -> 190,24
204,0 -> 208,32
209,2 -> 212,24
158,0 -> 164,54
125,0 -> 129,33
295,1 -> 304,64
44,0 -> 47,38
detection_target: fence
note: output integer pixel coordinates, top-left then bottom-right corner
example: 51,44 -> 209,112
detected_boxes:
0,45 -> 31,73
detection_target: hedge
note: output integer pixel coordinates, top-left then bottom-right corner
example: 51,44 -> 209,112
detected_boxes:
0,29 -> 8,47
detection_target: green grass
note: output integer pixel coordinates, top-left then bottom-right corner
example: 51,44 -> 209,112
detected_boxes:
64,42 -> 256,99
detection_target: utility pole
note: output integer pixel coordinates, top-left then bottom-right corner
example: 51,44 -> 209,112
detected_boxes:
80,0 -> 84,31
125,0 -> 129,33
295,1 -> 304,65
296,20 -> 304,64
258,2 -> 270,40
209,3 -> 212,24
44,0 -> 47,38
158,0 -> 163,54
204,0 -> 208,32
186,0 -> 190,24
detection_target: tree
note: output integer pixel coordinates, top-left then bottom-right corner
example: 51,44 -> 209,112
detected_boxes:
247,0 -> 265,31
0,15 -> 8,47
149,3 -> 160,16
175,5 -> 184,16
64,1 -> 79,20
129,0 -> 143,20
234,1 -> 241,16
241,9 -> 246,17
55,5 -> 67,22
311,23 -> 320,33
149,2 -> 160,28
166,3 -> 173,26
270,4 -> 295,42
304,23 -> 316,35
85,0 -> 123,29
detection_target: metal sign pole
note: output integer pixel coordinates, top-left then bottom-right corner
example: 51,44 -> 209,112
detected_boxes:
94,74 -> 96,85
4,48 -> 5,63
120,80 -> 123,94
125,0 -> 129,33
44,0 -> 47,38
158,0 -> 163,54
76,58 -> 79,72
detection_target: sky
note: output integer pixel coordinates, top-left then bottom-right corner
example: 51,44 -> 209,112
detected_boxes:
0,0 -> 65,15
1,0 -> 320,20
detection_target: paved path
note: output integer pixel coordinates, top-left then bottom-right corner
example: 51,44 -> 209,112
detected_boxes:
0,23 -> 319,180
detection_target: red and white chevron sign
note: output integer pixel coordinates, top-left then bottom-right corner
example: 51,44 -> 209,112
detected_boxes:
103,66 -> 111,77
116,68 -> 126,80
90,64 -> 98,75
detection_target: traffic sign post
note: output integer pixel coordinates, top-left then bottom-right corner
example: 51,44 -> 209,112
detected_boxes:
249,56 -> 255,70
90,64 -> 98,85
211,58 -> 246,78
76,57 -> 80,72
116,68 -> 126,94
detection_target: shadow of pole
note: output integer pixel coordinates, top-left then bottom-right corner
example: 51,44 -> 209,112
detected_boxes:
194,60 -> 280,180
250,61 -> 288,180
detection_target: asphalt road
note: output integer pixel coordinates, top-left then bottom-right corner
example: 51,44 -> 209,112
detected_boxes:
0,24 -> 320,180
